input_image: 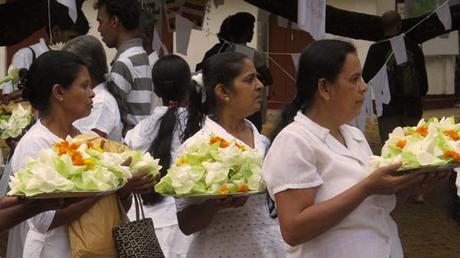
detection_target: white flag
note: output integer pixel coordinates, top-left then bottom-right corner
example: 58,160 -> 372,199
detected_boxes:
152,29 -> 169,56
369,66 -> 391,104
57,0 -> 77,23
389,35 -> 407,65
277,16 -> 289,28
436,3 -> 452,30
235,45 -> 255,61
356,85 -> 373,132
291,53 -> 301,71
175,15 -> 193,56
297,0 -> 326,40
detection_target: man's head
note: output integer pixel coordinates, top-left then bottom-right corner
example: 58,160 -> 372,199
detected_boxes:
94,0 -> 140,48
137,10 -> 155,54
382,11 -> 402,38
47,1 -> 89,44
228,12 -> 255,44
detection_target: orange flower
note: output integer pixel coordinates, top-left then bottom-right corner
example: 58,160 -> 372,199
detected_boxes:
443,150 -> 460,162
237,185 -> 249,192
209,136 -> 229,148
395,139 -> 407,149
71,151 -> 84,166
444,130 -> 460,141
218,185 -> 229,195
415,126 -> 428,137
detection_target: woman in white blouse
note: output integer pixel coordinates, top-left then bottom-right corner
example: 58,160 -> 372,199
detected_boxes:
9,51 -> 154,258
63,35 -> 123,143
261,39 -> 432,258
124,55 -> 192,257
175,52 -> 285,257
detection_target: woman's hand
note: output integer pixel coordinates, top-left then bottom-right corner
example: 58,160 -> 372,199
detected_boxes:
118,170 -> 158,196
362,162 -> 425,195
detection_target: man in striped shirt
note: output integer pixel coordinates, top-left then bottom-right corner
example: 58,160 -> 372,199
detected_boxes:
95,0 -> 158,134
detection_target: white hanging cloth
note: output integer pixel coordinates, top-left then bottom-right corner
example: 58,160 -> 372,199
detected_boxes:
436,3 -> 452,30
389,35 -> 407,65
297,0 -> 326,40
175,14 -> 193,55
56,0 -> 77,23
291,53 -> 301,71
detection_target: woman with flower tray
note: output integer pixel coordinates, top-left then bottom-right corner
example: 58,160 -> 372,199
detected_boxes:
262,40 -> 446,258
7,51 -> 155,258
173,52 -> 286,257
124,55 -> 193,257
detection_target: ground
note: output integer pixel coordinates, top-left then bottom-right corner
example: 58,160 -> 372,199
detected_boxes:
1,109 -> 460,257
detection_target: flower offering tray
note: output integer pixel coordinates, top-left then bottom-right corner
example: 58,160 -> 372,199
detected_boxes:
172,191 -> 266,200
12,189 -> 118,199
391,162 -> 459,176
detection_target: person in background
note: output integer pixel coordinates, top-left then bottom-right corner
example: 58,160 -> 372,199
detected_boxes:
197,12 -> 272,132
95,0 -> 154,134
137,9 -> 163,112
176,52 -> 285,257
125,55 -> 193,257
1,0 -> 89,101
195,16 -> 232,72
362,11 -> 428,144
63,35 -> 123,143
262,39 -> 442,258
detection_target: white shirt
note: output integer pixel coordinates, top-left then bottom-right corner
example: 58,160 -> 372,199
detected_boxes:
124,106 -> 188,228
2,38 -> 49,94
262,112 -> 403,258
176,116 -> 286,258
148,51 -> 163,113
73,82 -> 123,142
9,120 -> 71,258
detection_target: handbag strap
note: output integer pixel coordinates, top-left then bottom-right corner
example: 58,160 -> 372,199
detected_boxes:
134,194 -> 146,220
117,196 -> 130,224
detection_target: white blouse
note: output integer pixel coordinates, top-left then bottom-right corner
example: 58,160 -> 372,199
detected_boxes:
262,111 -> 403,258
9,120 -> 70,258
73,82 -> 123,142
124,106 -> 188,228
176,116 -> 286,258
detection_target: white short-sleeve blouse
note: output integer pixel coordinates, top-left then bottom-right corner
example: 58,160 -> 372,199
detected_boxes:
262,111 -> 403,258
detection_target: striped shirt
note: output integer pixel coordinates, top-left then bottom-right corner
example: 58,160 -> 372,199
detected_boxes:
109,38 -> 154,134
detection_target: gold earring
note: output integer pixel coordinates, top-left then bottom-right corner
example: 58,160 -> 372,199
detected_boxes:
225,97 -> 229,101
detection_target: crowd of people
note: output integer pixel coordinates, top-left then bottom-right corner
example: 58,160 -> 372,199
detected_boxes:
0,1 -> 453,258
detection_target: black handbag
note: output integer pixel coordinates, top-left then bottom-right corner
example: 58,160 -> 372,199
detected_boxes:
113,194 -> 165,258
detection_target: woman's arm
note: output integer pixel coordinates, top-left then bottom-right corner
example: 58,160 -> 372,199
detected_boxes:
0,198 -> 44,232
275,163 -> 423,246
177,197 -> 248,235
48,196 -> 100,230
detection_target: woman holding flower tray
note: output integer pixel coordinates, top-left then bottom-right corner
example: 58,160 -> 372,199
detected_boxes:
261,40 -> 447,258
7,51 -> 155,258
169,52 -> 285,257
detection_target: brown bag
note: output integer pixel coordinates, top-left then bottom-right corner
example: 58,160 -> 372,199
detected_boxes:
68,193 -> 122,258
